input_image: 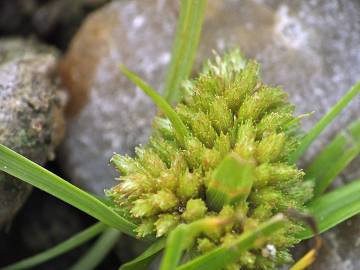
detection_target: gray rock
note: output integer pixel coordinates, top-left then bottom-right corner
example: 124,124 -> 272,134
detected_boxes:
200,0 -> 360,162
60,0 -> 177,194
60,0 -> 359,268
308,215 -> 360,270
0,0 -> 108,50
0,38 -> 66,227
0,189 -> 92,270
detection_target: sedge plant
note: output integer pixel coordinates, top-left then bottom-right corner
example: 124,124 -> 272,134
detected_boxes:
0,1 -> 360,269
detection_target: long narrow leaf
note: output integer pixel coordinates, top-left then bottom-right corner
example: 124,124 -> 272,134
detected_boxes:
298,179 -> 360,239
306,119 -> 360,196
290,81 -> 360,163
119,239 -> 166,270
160,225 -> 187,270
120,65 -> 189,145
160,218 -> 225,270
1,223 -> 106,270
0,144 -> 136,237
164,0 -> 207,104
176,214 -> 286,270
70,229 -> 121,270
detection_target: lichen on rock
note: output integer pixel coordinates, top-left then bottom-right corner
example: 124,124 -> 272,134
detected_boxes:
0,38 -> 66,226
107,51 -> 313,269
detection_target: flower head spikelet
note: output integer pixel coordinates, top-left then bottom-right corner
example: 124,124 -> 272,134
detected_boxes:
107,50 -> 313,269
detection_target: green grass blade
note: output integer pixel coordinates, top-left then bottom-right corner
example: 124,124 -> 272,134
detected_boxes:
70,229 -> 121,270
176,214 -> 286,270
164,0 -> 207,104
206,153 -> 254,211
298,179 -> 360,240
160,218 -> 222,270
290,81 -> 360,163
159,225 -> 187,270
1,223 -> 106,270
306,119 -> 360,197
120,65 -> 189,145
0,144 -> 136,237
119,239 -> 166,270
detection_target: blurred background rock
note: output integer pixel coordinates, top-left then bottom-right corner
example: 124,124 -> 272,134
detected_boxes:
0,38 -> 65,227
0,0 -> 109,51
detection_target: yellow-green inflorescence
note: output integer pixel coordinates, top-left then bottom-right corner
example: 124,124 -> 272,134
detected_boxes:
107,50 -> 313,269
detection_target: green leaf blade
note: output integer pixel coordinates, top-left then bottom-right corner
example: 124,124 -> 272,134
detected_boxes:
176,214 -> 286,270
70,229 -> 121,270
120,65 -> 189,146
0,144 -> 136,237
159,225 -> 188,270
290,81 -> 360,163
160,218 -> 225,270
119,239 -> 166,270
298,180 -> 360,239
1,223 -> 106,270
164,0 -> 207,104
306,119 -> 360,196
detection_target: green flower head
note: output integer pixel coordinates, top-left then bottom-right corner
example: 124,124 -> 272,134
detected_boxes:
107,50 -> 313,269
